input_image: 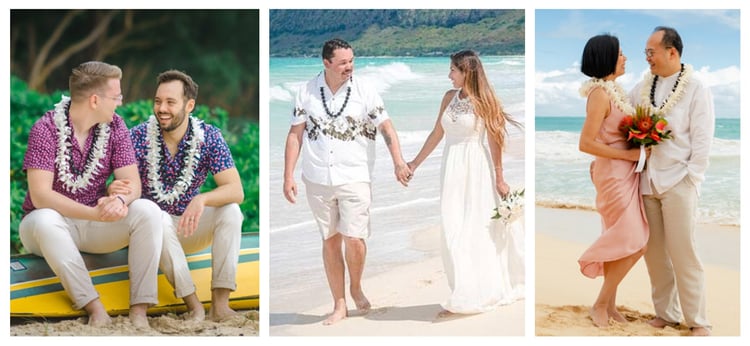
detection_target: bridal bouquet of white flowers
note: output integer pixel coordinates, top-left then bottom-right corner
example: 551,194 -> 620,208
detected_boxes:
492,188 -> 524,224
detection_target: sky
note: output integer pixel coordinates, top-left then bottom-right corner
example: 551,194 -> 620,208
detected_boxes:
535,9 -> 741,118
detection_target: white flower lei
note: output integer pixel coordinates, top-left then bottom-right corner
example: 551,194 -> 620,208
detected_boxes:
53,95 -> 111,193
639,64 -> 693,116
579,78 -> 635,115
145,115 -> 205,205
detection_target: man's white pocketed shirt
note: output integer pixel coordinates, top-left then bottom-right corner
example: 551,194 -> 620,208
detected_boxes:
291,73 -> 390,186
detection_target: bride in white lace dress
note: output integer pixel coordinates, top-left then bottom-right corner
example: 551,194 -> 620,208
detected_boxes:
408,50 -> 524,316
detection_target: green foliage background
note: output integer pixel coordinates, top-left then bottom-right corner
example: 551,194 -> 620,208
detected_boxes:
270,9 -> 524,57
10,75 -> 259,254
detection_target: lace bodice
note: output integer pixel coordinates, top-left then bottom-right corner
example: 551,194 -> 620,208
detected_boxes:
441,90 -> 485,143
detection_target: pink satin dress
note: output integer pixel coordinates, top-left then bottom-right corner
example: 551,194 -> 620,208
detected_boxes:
578,95 -> 649,278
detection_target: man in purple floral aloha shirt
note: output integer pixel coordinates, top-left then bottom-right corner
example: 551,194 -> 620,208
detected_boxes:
111,70 -> 244,322
19,61 -> 163,328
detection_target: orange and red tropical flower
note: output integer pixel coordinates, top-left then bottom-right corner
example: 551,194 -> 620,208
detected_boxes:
618,105 -> 672,147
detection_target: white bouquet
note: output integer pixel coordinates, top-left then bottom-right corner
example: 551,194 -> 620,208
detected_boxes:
491,188 -> 524,224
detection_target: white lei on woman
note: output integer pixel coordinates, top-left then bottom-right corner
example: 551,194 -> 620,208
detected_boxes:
145,115 -> 205,205
53,95 -> 111,193
579,78 -> 635,115
639,64 -> 693,116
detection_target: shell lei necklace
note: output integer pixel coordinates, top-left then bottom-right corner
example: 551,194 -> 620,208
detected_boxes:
319,75 -> 352,118
53,95 -> 111,193
579,78 -> 635,115
640,63 -> 692,116
145,115 -> 205,204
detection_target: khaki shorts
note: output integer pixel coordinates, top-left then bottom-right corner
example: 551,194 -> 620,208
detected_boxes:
303,176 -> 372,240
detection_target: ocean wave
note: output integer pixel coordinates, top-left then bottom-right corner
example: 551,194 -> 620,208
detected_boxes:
270,219 -> 317,234
269,81 -> 307,102
357,62 -> 421,93
711,137 -> 741,157
536,199 -> 739,227
395,130 -> 433,145
535,131 -> 739,161
269,85 -> 292,102
535,131 -> 590,162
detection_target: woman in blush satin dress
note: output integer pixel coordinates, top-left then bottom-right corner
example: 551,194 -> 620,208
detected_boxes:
577,34 -> 649,328
407,50 -> 524,318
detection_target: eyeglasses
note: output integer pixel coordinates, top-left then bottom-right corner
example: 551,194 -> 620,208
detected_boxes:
97,94 -> 124,102
644,46 -> 673,58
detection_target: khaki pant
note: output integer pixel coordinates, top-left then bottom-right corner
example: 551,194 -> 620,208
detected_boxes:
159,204 -> 243,298
19,199 -> 163,310
643,177 -> 710,328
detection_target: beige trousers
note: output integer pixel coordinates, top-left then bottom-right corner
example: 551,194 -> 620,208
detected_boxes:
159,203 -> 243,298
19,199 -> 163,310
642,176 -> 710,328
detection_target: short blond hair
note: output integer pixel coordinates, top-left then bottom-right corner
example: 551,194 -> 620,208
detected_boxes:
69,61 -> 122,102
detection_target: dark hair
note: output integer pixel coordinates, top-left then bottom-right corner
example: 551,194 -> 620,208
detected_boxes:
157,69 -> 199,101
321,38 -> 352,61
654,26 -> 683,56
580,34 -> 620,79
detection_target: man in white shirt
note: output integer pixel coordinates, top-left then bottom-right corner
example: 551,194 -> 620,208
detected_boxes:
283,38 -> 412,325
629,26 -> 714,336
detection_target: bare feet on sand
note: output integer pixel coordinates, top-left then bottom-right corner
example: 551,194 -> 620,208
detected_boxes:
84,298 -> 112,327
323,304 -> 348,325
648,316 -> 679,329
87,311 -> 112,327
129,304 -> 150,329
607,308 -> 628,323
590,305 -> 609,327
186,308 -> 206,322
183,293 -> 206,321
351,289 -> 371,314
208,305 -> 238,322
690,327 -> 711,336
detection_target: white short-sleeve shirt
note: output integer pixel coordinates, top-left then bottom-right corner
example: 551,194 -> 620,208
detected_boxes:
291,73 -> 390,186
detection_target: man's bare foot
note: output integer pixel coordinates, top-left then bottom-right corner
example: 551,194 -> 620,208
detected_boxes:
208,305 -> 238,322
648,316 -> 679,329
690,327 -> 711,336
186,308 -> 206,321
129,303 -> 150,329
322,305 -> 347,325
84,298 -> 112,327
589,305 -> 609,328
183,293 -> 206,321
351,289 -> 371,314
130,313 -> 149,329
608,308 -> 627,323
88,311 -> 112,327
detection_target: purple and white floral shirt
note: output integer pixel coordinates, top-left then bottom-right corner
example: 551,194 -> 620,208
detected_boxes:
130,119 -> 235,215
22,111 -> 136,214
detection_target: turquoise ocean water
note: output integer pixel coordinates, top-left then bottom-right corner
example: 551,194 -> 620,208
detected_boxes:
269,56 -> 525,314
535,116 -> 740,226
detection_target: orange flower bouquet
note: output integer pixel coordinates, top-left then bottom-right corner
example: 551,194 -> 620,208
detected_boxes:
618,104 -> 672,147
618,105 -> 672,172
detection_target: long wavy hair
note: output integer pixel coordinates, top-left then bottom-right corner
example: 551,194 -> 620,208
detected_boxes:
450,50 -> 520,148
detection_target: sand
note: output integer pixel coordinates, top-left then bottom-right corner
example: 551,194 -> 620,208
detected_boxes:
9,310 -> 259,336
269,225 -> 526,336
535,207 -> 740,336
